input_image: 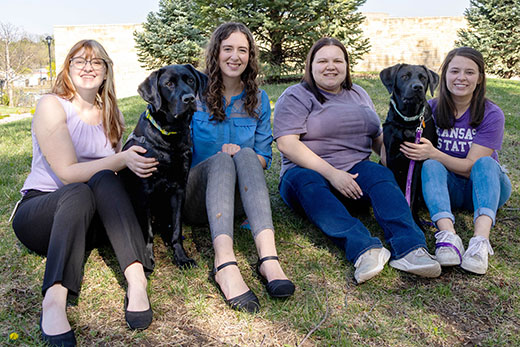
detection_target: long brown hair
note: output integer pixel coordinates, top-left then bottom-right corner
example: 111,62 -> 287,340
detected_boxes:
204,22 -> 259,121
52,39 -> 123,148
303,37 -> 353,104
436,47 -> 488,129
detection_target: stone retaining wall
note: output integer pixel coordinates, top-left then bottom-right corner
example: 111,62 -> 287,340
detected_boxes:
54,14 -> 467,98
357,13 -> 467,72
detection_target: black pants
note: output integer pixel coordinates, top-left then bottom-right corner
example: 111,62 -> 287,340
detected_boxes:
12,170 -> 151,296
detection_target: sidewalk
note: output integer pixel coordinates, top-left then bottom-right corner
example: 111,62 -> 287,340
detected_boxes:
0,113 -> 33,124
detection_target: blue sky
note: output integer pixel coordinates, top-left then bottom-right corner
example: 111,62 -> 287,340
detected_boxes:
1,0 -> 470,37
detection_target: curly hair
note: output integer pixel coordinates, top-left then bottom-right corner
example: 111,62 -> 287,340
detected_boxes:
436,47 -> 488,129
302,37 -> 353,104
204,22 -> 260,121
52,39 -> 123,148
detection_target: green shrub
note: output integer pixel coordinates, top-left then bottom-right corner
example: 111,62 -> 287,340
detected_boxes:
1,93 -> 9,106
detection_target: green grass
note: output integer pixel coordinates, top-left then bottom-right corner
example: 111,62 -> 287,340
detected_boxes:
1,75 -> 519,346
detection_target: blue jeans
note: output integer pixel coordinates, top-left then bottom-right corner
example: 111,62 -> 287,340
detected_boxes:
279,160 -> 428,263
421,156 -> 511,226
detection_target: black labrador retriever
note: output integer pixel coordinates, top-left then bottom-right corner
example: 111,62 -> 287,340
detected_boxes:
120,64 -> 207,269
380,64 -> 439,225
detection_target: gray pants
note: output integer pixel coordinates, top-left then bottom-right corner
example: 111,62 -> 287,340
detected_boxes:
183,147 -> 274,241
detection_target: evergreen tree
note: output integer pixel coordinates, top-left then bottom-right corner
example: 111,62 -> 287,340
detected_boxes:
457,0 -> 520,78
135,0 -> 369,78
134,0 -> 205,70
194,0 -> 370,78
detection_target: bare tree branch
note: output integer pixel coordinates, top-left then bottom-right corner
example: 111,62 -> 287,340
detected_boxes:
0,22 -> 45,106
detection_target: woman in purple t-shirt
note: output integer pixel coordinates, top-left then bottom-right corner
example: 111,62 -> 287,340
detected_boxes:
12,40 -> 157,345
401,47 -> 511,275
274,38 -> 441,285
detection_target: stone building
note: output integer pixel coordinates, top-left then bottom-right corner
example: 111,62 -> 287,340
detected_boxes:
54,23 -> 148,98
53,14 -> 467,98
357,13 -> 467,72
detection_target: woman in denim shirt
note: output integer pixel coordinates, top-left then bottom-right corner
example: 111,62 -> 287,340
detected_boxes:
183,22 -> 294,313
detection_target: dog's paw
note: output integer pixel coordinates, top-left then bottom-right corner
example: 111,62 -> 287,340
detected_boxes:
171,243 -> 197,269
175,257 -> 197,269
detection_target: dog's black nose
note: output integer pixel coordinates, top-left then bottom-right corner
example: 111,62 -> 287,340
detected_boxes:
412,83 -> 424,92
182,93 -> 195,104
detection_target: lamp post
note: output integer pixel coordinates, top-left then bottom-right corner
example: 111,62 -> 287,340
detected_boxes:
45,36 -> 53,85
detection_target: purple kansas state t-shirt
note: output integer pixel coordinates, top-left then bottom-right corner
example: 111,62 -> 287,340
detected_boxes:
274,83 -> 382,178
428,99 -> 505,162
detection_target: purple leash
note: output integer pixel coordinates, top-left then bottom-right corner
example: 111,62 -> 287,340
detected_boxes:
405,116 -> 424,206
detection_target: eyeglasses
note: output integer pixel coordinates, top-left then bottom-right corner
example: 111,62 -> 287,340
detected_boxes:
70,57 -> 106,71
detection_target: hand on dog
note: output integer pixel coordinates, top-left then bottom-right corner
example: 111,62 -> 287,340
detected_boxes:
124,145 -> 159,178
400,138 -> 436,161
329,169 -> 363,200
220,143 -> 241,156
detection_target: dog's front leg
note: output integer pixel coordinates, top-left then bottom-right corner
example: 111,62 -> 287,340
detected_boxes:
143,207 -> 156,270
170,192 -> 196,268
385,137 -> 407,192
129,182 -> 156,271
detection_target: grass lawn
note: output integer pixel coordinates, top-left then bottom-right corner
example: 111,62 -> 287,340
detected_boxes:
0,75 -> 519,346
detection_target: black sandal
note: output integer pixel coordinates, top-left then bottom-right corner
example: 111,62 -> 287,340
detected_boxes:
211,261 -> 260,313
256,256 -> 295,298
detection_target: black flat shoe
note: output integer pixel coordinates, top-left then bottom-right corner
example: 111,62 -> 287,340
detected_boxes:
256,256 -> 295,298
124,294 -> 153,330
40,314 -> 76,347
211,261 -> 260,313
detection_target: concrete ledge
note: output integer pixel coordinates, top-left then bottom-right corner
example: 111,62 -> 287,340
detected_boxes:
0,113 -> 33,124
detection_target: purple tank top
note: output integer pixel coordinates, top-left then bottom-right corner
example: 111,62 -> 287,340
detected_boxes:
21,96 -> 115,193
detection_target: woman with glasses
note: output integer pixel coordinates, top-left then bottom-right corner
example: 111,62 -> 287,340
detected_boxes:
12,40 -> 157,346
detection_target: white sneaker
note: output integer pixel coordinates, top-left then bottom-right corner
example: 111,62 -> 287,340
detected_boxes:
435,230 -> 464,266
354,247 -> 391,284
461,236 -> 494,275
389,247 -> 441,278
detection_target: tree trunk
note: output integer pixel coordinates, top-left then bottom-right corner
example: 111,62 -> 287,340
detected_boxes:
7,82 -> 13,106
266,10 -> 284,68
3,33 -> 12,106
271,41 -> 283,67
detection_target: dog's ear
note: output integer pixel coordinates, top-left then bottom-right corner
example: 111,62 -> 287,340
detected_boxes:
184,64 -> 208,100
422,66 -> 440,97
138,68 -> 162,111
379,64 -> 403,94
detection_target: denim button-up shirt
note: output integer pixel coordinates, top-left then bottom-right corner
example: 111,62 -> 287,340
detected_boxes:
191,89 -> 273,168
